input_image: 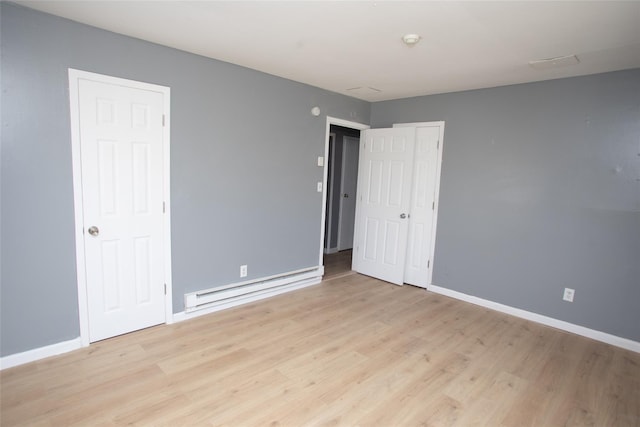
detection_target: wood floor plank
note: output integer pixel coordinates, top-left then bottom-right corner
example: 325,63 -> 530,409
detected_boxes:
453,371 -> 529,427
306,350 -> 436,426
2,260 -> 639,426
356,352 -> 470,426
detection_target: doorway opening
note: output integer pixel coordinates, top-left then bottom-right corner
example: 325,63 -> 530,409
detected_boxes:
319,117 -> 369,276
324,125 -> 361,254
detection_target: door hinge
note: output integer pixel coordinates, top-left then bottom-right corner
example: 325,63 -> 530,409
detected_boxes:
164,283 -> 167,295
162,114 -> 165,127
427,260 -> 430,268
432,201 -> 435,210
163,201 -> 166,213
437,140 -> 440,149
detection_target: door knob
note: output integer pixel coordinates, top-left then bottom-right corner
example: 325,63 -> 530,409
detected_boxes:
400,213 -> 407,219
88,226 -> 99,236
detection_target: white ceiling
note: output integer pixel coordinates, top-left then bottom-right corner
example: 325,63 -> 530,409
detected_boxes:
16,1 -> 640,102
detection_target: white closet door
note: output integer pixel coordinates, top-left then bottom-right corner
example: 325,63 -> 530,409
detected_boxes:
403,126 -> 440,287
79,78 -> 166,342
352,128 -> 415,285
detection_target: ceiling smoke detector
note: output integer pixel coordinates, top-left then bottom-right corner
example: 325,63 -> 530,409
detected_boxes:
402,34 -> 421,46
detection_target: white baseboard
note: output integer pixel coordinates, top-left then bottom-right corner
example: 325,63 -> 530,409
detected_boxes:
324,247 -> 339,254
174,276 -> 322,323
428,284 -> 640,353
0,337 -> 83,370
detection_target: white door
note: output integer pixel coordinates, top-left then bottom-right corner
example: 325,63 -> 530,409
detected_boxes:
403,126 -> 440,287
352,128 -> 415,285
78,77 -> 166,342
337,136 -> 359,251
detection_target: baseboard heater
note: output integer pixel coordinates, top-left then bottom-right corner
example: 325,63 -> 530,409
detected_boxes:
184,266 -> 322,313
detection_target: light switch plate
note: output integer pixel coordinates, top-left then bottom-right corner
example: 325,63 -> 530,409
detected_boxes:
317,156 -> 324,167
317,182 -> 323,192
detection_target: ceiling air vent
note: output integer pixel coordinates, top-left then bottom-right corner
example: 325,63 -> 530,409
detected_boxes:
346,87 -> 382,96
529,54 -> 580,70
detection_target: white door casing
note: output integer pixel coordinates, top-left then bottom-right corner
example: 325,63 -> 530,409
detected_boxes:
352,127 -> 415,285
69,69 -> 172,345
337,136 -> 359,251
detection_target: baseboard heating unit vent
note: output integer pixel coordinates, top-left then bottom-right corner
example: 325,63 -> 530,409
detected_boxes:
184,266 -> 323,313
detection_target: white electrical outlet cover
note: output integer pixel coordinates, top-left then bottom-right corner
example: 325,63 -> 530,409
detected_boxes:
563,288 -> 575,302
317,156 -> 324,167
317,182 -> 323,192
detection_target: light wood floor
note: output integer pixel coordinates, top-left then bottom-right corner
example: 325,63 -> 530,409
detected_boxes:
323,250 -> 354,280
2,267 -> 639,426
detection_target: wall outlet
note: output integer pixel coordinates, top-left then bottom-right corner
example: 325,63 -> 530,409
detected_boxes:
317,182 -> 323,192
563,287 -> 575,302
240,265 -> 247,278
317,156 -> 324,167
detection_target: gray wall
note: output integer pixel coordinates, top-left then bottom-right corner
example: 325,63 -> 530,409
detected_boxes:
0,3 -> 370,356
372,69 -> 640,341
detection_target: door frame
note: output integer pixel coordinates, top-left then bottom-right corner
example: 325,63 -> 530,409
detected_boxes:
393,121 -> 445,289
319,117 -> 369,267
68,69 -> 173,347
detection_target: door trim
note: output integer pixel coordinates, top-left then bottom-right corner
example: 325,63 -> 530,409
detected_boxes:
319,117 -> 370,267
393,121 -> 445,288
68,69 -> 172,347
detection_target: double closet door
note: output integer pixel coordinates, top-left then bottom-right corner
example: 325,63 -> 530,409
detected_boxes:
352,122 -> 443,288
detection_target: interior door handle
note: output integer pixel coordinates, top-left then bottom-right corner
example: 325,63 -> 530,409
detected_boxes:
88,226 -> 99,236
400,213 -> 407,219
